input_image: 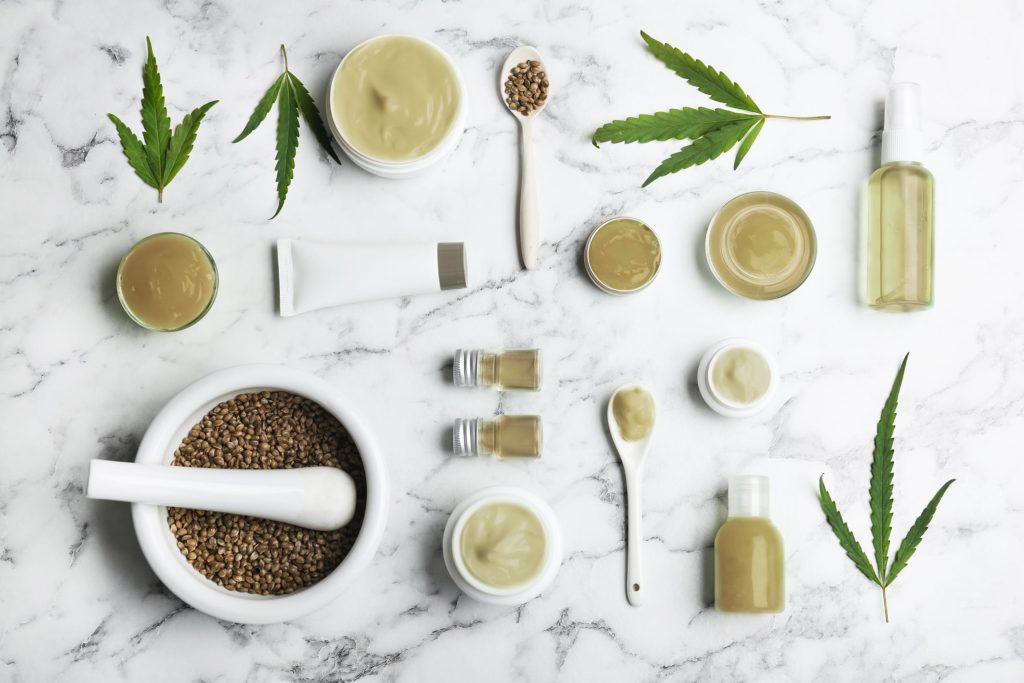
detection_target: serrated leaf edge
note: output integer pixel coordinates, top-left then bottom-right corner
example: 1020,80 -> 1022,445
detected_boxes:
870,353 -> 907,581
288,72 -> 341,164
163,100 -> 218,187
885,479 -> 955,586
233,74 -> 286,143
733,117 -> 764,169
140,36 -> 172,193
108,113 -> 159,188
593,107 -> 759,147
639,31 -> 761,113
819,475 -> 881,585
641,118 -> 756,187
272,79 -> 299,219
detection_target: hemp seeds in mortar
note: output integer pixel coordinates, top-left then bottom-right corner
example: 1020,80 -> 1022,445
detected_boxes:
167,391 -> 366,595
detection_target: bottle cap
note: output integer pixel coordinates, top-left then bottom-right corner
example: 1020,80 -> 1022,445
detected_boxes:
881,82 -> 924,164
452,349 -> 480,387
452,418 -> 479,456
728,475 -> 770,518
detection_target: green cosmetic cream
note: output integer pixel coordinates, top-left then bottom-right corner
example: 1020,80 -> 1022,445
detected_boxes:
586,218 -> 661,293
331,36 -> 460,161
117,233 -> 217,331
706,192 -> 816,300
710,347 -> 772,405
612,387 -> 655,441
460,502 -> 546,588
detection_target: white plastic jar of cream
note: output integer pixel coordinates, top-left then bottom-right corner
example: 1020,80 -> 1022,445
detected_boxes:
697,338 -> 779,418
443,486 -> 562,605
326,35 -> 467,178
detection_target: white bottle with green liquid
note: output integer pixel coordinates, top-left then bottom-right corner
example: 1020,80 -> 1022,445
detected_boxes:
866,83 -> 934,310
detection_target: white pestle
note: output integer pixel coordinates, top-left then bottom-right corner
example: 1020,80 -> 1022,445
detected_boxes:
87,460 -> 357,531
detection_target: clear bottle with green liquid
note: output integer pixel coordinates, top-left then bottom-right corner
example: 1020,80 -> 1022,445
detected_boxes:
866,82 -> 934,311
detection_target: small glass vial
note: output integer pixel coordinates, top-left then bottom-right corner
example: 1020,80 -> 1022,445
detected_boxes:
452,415 -> 543,459
453,349 -> 542,390
714,475 -> 785,613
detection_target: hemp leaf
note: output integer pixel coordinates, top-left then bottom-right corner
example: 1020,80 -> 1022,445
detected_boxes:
234,45 -> 341,219
818,354 -> 955,623
592,31 -> 830,186
108,37 -> 218,202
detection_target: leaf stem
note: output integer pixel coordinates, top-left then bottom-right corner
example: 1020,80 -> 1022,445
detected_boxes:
763,113 -> 831,121
881,585 -> 890,623
280,44 -> 289,74
158,187 -> 164,203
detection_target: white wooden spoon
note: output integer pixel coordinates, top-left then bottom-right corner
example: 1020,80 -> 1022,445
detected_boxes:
500,46 -> 548,270
607,384 -> 657,606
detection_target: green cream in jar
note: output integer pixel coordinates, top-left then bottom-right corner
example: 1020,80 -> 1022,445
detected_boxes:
331,36 -> 461,161
459,501 -> 547,588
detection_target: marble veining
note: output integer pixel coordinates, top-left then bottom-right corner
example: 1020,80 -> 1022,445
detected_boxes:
2,0 -> 1024,680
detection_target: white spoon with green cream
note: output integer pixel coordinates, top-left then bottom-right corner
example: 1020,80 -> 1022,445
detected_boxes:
607,384 -> 657,606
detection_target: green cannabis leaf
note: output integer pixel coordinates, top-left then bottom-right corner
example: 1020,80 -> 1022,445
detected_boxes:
819,354 -> 955,623
108,37 -> 217,202
234,45 -> 341,219
592,31 -> 830,186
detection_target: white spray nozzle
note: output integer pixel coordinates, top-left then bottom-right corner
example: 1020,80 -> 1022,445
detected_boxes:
881,82 -> 924,164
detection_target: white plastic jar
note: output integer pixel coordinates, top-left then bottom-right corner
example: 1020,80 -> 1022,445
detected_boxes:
697,338 -> 779,418
325,34 -> 467,178
443,486 -> 562,605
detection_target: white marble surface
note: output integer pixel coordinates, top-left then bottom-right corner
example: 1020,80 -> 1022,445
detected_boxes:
2,0 -> 1024,680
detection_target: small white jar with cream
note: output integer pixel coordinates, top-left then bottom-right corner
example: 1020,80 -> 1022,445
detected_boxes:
326,35 -> 467,178
443,486 -> 562,606
697,339 -> 778,418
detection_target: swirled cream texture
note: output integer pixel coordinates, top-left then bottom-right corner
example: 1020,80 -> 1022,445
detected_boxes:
710,347 -> 771,405
459,502 -> 546,588
331,36 -> 460,161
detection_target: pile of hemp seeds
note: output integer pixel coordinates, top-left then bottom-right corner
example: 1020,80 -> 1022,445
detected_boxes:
167,391 -> 366,595
504,60 -> 549,115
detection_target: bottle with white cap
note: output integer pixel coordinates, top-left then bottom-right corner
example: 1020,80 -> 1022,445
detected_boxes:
866,82 -> 935,311
714,475 -> 785,613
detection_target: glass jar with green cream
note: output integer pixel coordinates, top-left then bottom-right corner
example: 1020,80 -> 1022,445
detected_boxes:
705,192 -> 816,300
442,487 -> 562,605
584,217 -> 662,295
327,35 -> 467,177
116,232 -> 218,332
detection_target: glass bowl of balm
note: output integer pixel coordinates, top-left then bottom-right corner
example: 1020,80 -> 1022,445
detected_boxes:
584,217 -> 662,295
326,35 -> 468,178
116,232 -> 218,332
705,191 -> 816,300
697,339 -> 779,418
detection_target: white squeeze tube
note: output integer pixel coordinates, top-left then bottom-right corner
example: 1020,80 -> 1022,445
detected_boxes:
277,239 -> 468,316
